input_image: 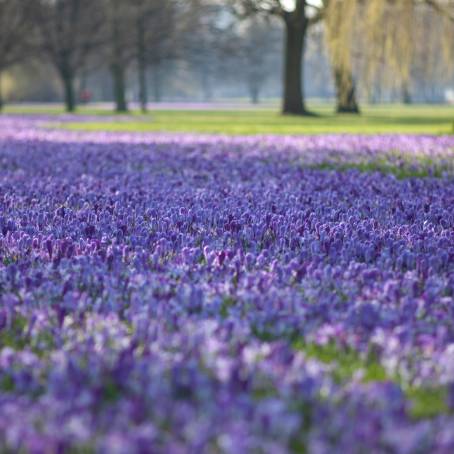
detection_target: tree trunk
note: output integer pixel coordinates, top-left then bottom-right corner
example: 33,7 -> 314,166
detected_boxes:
62,72 -> 76,113
200,65 -> 213,102
369,82 -> 382,105
401,82 -> 412,104
152,67 -> 162,102
112,63 -> 128,112
137,16 -> 148,113
334,67 -> 360,114
110,8 -> 128,113
250,86 -> 259,104
249,78 -> 260,104
282,6 -> 308,115
138,63 -> 148,113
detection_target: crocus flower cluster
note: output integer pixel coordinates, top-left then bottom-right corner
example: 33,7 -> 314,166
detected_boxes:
0,116 -> 454,453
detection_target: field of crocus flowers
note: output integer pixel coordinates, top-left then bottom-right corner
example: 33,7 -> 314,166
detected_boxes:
1,115 -> 454,453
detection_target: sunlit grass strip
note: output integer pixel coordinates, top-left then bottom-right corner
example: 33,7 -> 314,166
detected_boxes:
24,103 -> 454,135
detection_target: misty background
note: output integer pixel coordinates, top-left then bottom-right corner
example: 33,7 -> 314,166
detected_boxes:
0,0 -> 453,110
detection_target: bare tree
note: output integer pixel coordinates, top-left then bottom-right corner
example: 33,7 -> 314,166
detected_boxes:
224,16 -> 281,104
183,1 -> 228,102
132,0 -> 179,112
230,1 -> 322,115
247,21 -> 278,104
104,0 -> 135,112
0,0 -> 35,110
35,0 -> 104,112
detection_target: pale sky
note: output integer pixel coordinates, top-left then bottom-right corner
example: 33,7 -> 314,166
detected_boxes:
281,0 -> 322,11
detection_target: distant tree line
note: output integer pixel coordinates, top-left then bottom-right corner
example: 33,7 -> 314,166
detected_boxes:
0,0 -> 453,114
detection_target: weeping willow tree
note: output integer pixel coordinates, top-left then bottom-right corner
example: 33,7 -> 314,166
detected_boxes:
323,0 -> 454,112
323,0 -> 360,113
411,4 -> 454,101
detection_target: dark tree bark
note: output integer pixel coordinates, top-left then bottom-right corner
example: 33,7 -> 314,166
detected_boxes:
282,2 -> 309,115
334,67 -> 360,114
112,63 -> 128,112
60,66 -> 76,112
401,82 -> 412,104
110,3 -> 129,113
249,81 -> 259,104
232,0 -> 316,115
152,67 -> 162,102
137,15 -> 148,113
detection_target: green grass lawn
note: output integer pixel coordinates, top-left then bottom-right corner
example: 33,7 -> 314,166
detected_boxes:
5,103 -> 454,135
